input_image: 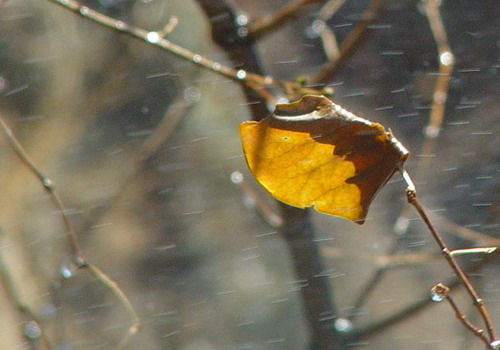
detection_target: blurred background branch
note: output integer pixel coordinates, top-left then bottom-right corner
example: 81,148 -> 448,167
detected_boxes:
0,0 -> 497,349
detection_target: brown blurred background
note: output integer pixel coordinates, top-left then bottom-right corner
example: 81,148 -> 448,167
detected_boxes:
0,0 -> 498,349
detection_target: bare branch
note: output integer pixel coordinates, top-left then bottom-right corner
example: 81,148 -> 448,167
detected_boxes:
46,0 -> 276,87
0,240 -> 52,349
422,0 -> 454,140
431,283 -> 492,348
315,0 -> 347,61
230,171 -> 283,228
404,181 -> 497,342
310,0 -> 385,84
431,213 -> 500,246
450,247 -> 498,257
0,116 -> 140,348
249,0 -> 325,40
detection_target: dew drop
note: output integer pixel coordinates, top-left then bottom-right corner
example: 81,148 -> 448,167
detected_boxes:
236,14 -> 248,26
424,125 -> 440,139
243,195 -> 255,208
236,69 -> 247,80
230,171 -> 243,184
431,283 -> 450,302
60,263 -> 74,279
433,91 -> 447,104
264,76 -> 274,85
394,216 -> 409,235
238,27 -> 249,38
184,86 -> 201,103
193,54 -> 202,63
115,21 -> 126,30
79,6 -> 89,15
212,62 -> 221,71
42,178 -> 54,190
24,321 -> 41,339
430,289 -> 444,302
146,31 -> 160,44
305,20 -> 326,39
312,20 -> 326,34
439,51 -> 454,66
334,318 -> 353,333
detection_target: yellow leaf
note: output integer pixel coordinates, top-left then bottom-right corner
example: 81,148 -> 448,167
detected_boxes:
240,95 -> 409,224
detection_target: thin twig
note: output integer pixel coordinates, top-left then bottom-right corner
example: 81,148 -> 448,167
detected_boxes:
432,283 -> 492,348
0,116 -> 140,348
431,212 -> 500,246
0,238 -> 52,349
80,97 -> 192,235
393,0 -> 455,235
137,98 -> 191,162
422,0 -> 454,140
446,294 -> 493,349
230,171 -> 283,228
157,16 -> 178,38
348,252 -> 496,342
46,0 -> 275,87
321,245 -> 442,269
318,0 -> 348,20
450,247 -> 498,257
315,0 -> 347,61
403,176 -> 497,342
46,0 -> 328,109
249,0 -> 325,40
310,0 -> 385,84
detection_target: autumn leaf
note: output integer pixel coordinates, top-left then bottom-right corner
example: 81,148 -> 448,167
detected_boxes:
239,95 -> 409,224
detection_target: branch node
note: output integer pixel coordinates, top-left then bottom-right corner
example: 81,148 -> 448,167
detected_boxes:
74,257 -> 88,269
42,177 -> 54,190
405,188 -> 417,202
474,298 -> 484,307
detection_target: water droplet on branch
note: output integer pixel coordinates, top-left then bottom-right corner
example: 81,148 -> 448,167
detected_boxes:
430,283 -> 449,302
60,262 -> 75,278
79,6 -> 89,15
230,171 -> 243,184
24,321 -> 41,339
146,31 -> 160,44
439,51 -> 454,66
236,15 -> 248,26
334,318 -> 353,333
236,70 -> 247,80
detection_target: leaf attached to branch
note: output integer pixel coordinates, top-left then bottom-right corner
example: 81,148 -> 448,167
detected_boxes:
240,95 -> 409,224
